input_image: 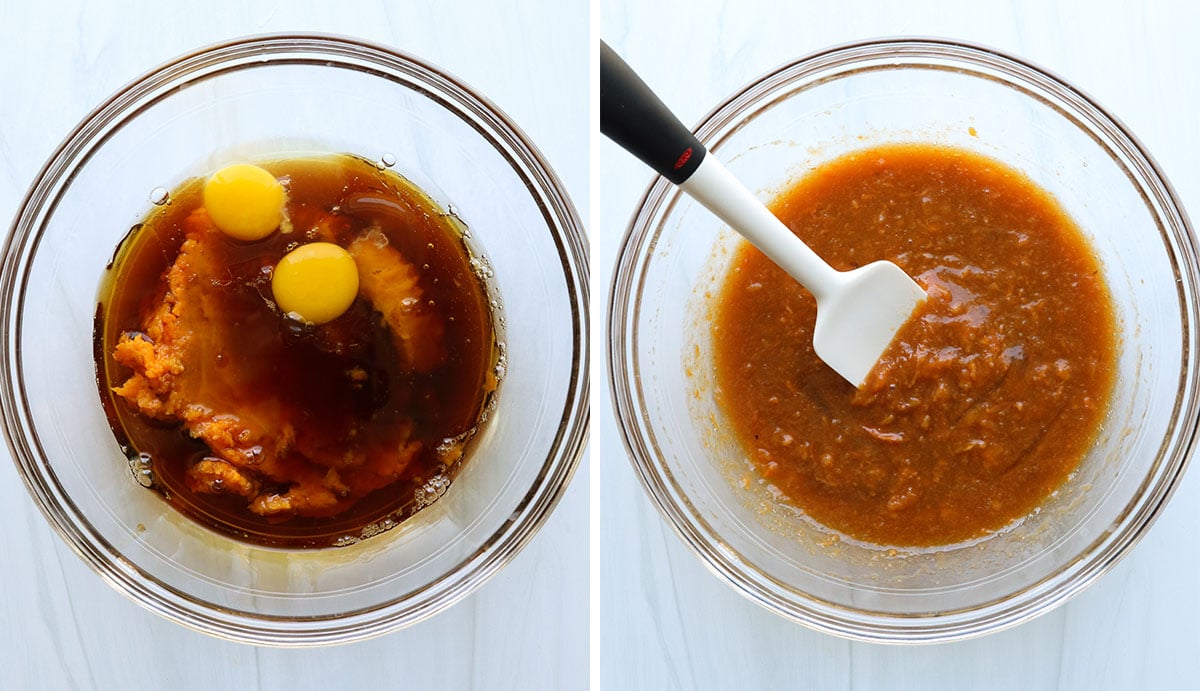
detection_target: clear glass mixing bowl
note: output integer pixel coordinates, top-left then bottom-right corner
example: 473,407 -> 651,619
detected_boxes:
609,38 -> 1197,642
1,35 -> 588,645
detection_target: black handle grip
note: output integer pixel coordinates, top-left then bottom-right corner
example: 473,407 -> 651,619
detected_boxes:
601,41 -> 706,185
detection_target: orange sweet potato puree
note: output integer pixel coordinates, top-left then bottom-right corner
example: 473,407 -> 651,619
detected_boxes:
712,144 -> 1116,546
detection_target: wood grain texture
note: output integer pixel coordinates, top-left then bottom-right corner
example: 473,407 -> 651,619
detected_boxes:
600,1 -> 1200,690
0,1 -> 587,689
7,0 -> 1200,688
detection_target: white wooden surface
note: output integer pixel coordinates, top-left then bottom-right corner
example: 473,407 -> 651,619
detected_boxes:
600,1 -> 1200,689
0,1 -> 587,689
7,0 -> 1200,688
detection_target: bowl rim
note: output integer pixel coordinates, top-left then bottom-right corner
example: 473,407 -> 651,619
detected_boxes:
1,32 -> 589,646
607,36 -> 1198,643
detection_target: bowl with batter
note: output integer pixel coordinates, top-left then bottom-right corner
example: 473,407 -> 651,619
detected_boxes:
609,38 -> 1197,641
2,35 -> 588,645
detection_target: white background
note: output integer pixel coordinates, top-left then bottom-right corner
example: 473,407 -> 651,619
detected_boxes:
600,1 -> 1200,690
0,1 -> 587,689
4,0 -> 1200,689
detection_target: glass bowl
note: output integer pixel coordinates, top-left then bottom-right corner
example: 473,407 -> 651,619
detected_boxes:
609,38 -> 1197,642
1,35 -> 588,645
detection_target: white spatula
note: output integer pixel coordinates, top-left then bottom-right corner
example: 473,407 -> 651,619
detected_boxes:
601,42 -> 927,386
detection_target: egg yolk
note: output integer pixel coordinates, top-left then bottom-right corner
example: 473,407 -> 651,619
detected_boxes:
203,163 -> 286,241
272,242 -> 360,324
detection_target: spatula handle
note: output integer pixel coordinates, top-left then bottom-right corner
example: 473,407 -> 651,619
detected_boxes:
600,41 -> 706,185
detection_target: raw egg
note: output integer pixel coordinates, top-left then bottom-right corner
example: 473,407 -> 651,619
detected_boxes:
272,242 -> 360,324
203,163 -> 286,241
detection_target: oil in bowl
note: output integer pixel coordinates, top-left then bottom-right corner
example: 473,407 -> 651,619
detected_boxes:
96,154 -> 501,548
3,36 -> 588,645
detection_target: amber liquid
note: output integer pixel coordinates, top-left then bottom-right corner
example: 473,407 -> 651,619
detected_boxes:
95,155 -> 497,548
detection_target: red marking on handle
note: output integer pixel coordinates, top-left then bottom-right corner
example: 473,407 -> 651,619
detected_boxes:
673,147 -> 693,170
